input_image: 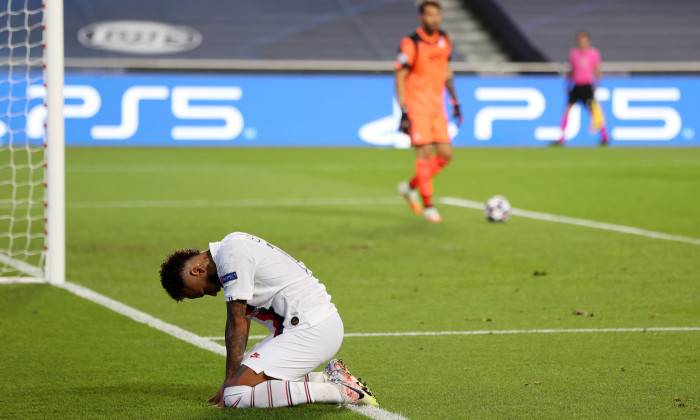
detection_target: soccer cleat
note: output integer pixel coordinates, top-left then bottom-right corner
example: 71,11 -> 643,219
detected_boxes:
324,359 -> 378,406
396,181 -> 423,214
423,207 -> 442,223
335,381 -> 379,406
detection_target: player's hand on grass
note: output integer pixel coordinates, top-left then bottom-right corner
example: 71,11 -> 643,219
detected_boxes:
208,382 -> 226,407
399,110 -> 411,134
452,103 -> 464,126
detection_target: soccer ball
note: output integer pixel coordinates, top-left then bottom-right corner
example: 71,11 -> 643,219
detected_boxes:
484,195 -> 511,222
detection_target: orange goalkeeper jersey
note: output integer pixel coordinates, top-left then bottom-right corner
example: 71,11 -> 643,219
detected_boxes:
395,27 -> 452,116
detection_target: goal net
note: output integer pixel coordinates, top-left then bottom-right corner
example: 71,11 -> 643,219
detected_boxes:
0,0 -> 64,284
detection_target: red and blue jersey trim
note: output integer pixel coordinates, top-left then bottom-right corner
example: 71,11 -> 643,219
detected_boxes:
245,304 -> 285,337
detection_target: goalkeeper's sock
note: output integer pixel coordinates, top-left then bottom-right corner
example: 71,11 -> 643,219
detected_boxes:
223,381 -> 342,408
413,158 -> 434,208
428,155 -> 451,177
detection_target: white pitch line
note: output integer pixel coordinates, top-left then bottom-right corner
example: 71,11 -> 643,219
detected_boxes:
67,197 -> 402,210
56,281 -> 406,420
347,405 -> 410,420
439,197 -> 700,246
65,163 -> 410,174
207,326 -> 700,341
60,281 -> 226,356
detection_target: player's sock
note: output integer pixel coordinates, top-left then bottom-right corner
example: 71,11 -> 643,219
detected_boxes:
223,381 -> 343,408
413,158 -> 433,208
428,155 -> 451,177
600,125 -> 610,143
301,372 -> 329,383
559,112 -> 569,143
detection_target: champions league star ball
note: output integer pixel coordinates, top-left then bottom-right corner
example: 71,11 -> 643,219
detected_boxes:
484,195 -> 511,222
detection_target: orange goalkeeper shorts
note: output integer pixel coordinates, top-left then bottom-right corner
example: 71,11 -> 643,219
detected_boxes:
409,112 -> 450,146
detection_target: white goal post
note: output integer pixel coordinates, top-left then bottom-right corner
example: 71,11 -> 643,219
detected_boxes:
0,0 -> 64,284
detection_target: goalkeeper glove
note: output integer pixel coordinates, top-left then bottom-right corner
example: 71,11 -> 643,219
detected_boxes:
399,109 -> 411,134
452,103 -> 464,126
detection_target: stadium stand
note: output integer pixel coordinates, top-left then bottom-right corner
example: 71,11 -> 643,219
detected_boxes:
64,0 -> 489,62
489,0 -> 700,62
458,0 -> 546,62
439,0 -> 508,63
15,0 -> 700,68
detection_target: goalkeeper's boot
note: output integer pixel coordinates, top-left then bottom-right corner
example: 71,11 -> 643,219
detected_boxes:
324,359 -> 378,406
397,181 -> 423,214
423,207 -> 442,223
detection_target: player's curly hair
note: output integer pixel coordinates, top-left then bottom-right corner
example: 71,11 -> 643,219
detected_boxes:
419,1 -> 441,13
159,248 -> 201,302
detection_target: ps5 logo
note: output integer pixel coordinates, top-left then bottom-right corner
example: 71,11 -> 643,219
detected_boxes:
92,86 -> 244,140
610,88 -> 681,141
358,100 -> 460,149
474,88 -> 545,141
475,87 -> 682,142
22,85 -> 245,141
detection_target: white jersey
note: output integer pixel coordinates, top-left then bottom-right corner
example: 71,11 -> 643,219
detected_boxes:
209,232 -> 338,336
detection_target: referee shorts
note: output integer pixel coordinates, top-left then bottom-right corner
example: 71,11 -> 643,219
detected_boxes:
568,84 -> 595,106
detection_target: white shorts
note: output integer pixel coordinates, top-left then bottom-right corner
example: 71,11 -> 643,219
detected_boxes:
242,312 -> 344,381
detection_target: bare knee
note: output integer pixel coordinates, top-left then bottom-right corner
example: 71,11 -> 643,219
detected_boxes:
415,144 -> 432,160
438,151 -> 452,163
229,366 -> 268,388
435,144 -> 453,163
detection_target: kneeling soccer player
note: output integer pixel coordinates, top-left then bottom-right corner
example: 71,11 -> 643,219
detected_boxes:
159,232 -> 377,408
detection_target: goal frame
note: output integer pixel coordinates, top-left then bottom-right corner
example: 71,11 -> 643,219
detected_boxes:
2,0 -> 65,285
44,0 -> 66,285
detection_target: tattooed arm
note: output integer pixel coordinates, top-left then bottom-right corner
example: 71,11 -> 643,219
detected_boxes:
208,299 -> 250,407
223,299 -> 250,385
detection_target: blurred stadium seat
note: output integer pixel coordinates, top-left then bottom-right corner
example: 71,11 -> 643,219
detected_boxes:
64,0 -> 458,61
489,0 -> 700,62
58,0 -> 700,66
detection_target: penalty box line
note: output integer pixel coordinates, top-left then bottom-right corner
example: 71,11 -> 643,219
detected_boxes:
439,197 -> 700,246
207,327 -> 700,341
57,281 -> 408,420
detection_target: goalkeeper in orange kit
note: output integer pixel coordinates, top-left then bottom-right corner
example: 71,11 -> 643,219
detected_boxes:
395,1 -> 462,223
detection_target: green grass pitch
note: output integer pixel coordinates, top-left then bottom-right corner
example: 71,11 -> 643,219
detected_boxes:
1,147 -> 699,419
